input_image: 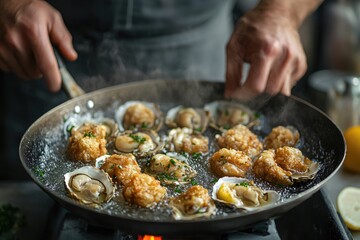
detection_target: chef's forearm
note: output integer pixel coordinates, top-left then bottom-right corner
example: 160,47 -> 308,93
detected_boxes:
255,0 -> 324,28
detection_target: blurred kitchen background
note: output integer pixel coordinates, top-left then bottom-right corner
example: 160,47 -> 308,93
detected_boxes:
0,0 -> 360,239
2,0 -> 360,180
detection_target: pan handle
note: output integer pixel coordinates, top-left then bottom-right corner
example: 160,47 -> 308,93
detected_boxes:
54,49 -> 85,99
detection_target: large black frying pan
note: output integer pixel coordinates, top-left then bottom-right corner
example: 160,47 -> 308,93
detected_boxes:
19,78 -> 345,236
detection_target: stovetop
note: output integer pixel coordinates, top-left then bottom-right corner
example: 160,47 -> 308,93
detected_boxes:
42,189 -> 351,240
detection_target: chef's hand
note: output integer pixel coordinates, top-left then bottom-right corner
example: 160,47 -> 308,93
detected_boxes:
0,0 -> 77,92
225,0 -> 321,100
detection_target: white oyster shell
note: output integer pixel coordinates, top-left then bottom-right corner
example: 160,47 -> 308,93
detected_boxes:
211,177 -> 279,211
165,105 -> 209,133
166,127 -> 209,154
115,101 -> 163,132
204,100 -> 256,131
95,154 -> 111,168
114,130 -> 164,157
64,116 -> 118,139
291,161 -> 320,181
64,166 -> 116,207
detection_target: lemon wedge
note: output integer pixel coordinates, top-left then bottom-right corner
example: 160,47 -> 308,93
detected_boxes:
337,187 -> 360,231
217,183 -> 237,204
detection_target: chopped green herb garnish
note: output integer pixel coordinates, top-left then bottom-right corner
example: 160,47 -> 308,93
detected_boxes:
141,122 -> 149,129
157,173 -> 178,181
117,165 -> 123,170
190,179 -> 198,186
180,151 -> 189,158
67,125 -> 75,133
174,187 -> 182,193
276,184 -> 284,188
210,178 -> 218,184
0,204 -> 26,236
192,152 -> 202,159
254,112 -> 261,119
238,181 -> 250,187
110,164 -> 115,169
170,159 -> 176,166
223,124 -> 231,130
194,127 -> 202,132
83,132 -> 96,138
34,167 -> 45,178
129,133 -> 146,144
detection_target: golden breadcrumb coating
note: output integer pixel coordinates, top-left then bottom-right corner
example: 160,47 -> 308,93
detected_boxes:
253,149 -> 293,186
170,185 -> 213,215
67,123 -> 107,162
123,103 -> 155,129
100,154 -> 141,186
275,146 -> 310,173
264,126 -> 299,149
216,124 -> 263,158
209,148 -> 252,178
253,147 -> 313,186
123,173 -> 166,208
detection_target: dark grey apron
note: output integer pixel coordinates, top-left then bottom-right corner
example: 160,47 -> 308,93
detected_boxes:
1,0 -> 233,179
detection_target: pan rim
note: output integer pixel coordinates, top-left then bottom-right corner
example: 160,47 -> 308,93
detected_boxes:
18,79 -> 346,231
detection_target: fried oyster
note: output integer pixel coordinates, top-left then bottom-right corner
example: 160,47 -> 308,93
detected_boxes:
216,124 -> 263,158
170,185 -> 215,220
98,154 -> 141,186
67,123 -> 108,162
97,154 -> 167,208
116,101 -> 163,132
123,173 -> 167,208
253,146 -> 319,186
167,128 -> 209,154
209,148 -> 252,178
263,125 -> 300,149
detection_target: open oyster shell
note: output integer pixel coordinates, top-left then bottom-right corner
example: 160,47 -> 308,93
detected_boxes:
204,100 -> 256,131
165,105 -> 209,133
211,177 -> 279,211
64,166 -> 116,207
166,127 -> 209,154
170,185 -> 216,220
291,160 -> 320,182
113,130 -> 164,157
253,147 -> 320,186
145,152 -> 197,185
115,101 -> 163,132
64,117 -> 118,139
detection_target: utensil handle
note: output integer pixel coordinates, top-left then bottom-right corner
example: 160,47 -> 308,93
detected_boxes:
54,49 -> 85,99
